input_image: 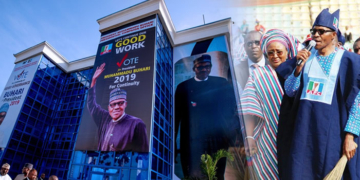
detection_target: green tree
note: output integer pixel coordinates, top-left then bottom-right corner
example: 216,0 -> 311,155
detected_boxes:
200,149 -> 234,180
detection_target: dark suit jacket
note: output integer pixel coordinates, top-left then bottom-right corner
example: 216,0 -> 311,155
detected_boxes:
235,58 -> 268,90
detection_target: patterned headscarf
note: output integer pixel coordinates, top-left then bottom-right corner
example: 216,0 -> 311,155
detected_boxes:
260,29 -> 300,59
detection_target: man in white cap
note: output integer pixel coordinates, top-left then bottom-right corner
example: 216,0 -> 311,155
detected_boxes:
14,163 -> 32,180
0,163 -> 11,180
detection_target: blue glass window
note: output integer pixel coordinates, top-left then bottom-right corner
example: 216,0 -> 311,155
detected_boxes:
0,55 -> 93,179
150,15 -> 173,179
1,15 -> 174,180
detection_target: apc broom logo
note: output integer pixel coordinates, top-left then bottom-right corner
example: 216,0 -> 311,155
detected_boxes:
306,81 -> 324,96
333,17 -> 338,30
100,44 -> 113,55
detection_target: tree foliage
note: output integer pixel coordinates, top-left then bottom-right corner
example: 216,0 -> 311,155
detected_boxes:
200,149 -> 234,180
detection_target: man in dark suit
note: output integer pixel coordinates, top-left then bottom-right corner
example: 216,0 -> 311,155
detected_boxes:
48,175 -> 58,180
23,169 -> 37,180
235,31 -> 267,94
39,173 -> 45,180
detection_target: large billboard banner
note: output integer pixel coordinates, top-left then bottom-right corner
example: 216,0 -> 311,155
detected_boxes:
0,55 -> 41,148
173,36 -> 242,179
76,19 -> 156,152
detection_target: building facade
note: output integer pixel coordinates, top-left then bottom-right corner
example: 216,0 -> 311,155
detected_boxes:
0,0 -> 236,180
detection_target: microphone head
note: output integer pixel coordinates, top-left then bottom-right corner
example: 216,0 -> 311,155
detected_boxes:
309,40 -> 316,47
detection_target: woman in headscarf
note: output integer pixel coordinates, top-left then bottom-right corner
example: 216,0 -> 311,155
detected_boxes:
240,29 -> 300,180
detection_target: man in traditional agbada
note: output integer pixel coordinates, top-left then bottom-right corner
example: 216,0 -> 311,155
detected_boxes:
282,8 -> 360,179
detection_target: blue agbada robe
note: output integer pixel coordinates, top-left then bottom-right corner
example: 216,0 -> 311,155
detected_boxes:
275,57 -> 298,179
277,51 -> 360,179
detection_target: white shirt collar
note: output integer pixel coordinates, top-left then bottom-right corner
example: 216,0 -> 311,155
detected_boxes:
247,55 -> 265,69
194,76 -> 208,81
112,113 -> 126,123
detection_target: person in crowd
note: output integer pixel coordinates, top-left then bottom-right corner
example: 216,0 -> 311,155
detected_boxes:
0,163 -> 11,180
235,31 -> 267,94
24,169 -> 37,180
344,26 -> 352,43
302,34 -> 312,47
240,20 -> 249,37
88,63 -> 149,152
14,163 -> 33,180
39,173 -> 45,180
254,19 -> 266,33
353,37 -> 360,55
175,54 -> 239,179
283,8 -> 360,179
0,103 -> 9,126
240,29 -> 300,180
338,30 -> 345,47
48,175 -> 58,180
335,29 -> 346,49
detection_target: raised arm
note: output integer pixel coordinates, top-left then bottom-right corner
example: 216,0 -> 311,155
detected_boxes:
87,63 -> 108,127
91,63 -> 106,88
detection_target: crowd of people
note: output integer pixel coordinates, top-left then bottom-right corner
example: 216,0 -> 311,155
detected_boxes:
238,8 -> 360,180
0,163 -> 58,180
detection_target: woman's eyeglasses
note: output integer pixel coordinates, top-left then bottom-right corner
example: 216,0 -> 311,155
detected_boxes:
310,28 -> 334,35
267,50 -> 284,57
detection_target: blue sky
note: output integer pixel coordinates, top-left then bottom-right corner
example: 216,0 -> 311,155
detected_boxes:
0,0 -> 238,94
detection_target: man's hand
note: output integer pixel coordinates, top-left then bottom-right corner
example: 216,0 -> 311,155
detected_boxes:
294,49 -> 311,77
91,63 -> 105,88
245,138 -> 257,156
343,133 -> 357,160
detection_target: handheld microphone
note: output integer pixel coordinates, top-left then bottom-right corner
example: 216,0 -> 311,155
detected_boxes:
297,40 -> 316,66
